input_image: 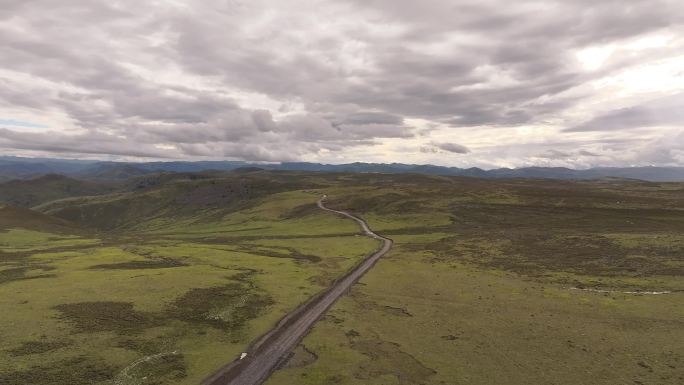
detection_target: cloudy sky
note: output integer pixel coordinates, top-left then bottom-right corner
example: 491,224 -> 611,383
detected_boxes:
1,0 -> 683,168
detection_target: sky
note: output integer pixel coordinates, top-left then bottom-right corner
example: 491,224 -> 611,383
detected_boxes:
0,0 -> 683,169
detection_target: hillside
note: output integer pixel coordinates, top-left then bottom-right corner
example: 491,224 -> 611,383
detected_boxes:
0,174 -> 119,208
36,173 -> 319,230
0,205 -> 78,233
0,156 -> 96,179
78,164 -> 152,180
0,172 -> 371,385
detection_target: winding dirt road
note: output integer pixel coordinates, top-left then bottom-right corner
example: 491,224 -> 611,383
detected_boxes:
202,196 -> 392,385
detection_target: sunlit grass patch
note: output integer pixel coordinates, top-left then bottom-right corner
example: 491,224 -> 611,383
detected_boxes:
0,229 -> 98,252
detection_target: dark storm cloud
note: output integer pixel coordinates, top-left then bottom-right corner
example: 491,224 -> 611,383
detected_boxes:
534,149 -> 604,160
433,142 -> 470,154
351,0 -> 681,45
537,150 -> 571,159
327,0 -> 684,125
566,93 -> 684,132
0,0 -> 682,163
169,0 -> 599,127
336,112 -> 404,126
0,128 -> 172,158
420,141 -> 470,155
578,150 -> 600,157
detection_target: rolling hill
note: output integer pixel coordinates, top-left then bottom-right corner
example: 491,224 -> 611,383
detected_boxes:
0,174 -> 119,208
0,204 -> 79,233
1,170 -> 683,385
35,172 -> 319,230
2,156 -> 684,181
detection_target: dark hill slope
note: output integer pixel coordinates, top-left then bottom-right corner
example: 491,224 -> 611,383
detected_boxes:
79,164 -> 152,180
36,174 -> 318,230
0,205 -> 78,233
0,174 -> 119,208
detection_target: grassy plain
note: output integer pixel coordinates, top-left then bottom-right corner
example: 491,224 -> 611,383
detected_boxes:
1,171 -> 683,385
0,184 -> 376,385
267,176 -> 684,385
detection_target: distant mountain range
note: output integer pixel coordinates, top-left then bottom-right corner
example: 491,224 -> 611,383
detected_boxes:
1,156 -> 684,182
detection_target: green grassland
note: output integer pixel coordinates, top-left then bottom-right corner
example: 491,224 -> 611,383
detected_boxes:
0,178 -> 377,385
267,175 -> 684,385
1,171 -> 683,385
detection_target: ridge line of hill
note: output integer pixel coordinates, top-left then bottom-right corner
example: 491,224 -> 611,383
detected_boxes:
1,156 -> 684,181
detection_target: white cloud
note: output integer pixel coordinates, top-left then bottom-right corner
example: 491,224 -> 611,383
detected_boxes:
0,0 -> 682,167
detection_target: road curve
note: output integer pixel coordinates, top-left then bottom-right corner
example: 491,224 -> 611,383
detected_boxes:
202,196 -> 392,385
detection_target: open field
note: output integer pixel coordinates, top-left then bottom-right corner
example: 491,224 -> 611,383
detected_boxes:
267,175 -> 684,385
1,171 -> 683,384
0,184 -> 377,385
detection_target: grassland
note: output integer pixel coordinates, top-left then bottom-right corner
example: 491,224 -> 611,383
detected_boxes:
1,171 -> 683,385
267,175 -> 684,385
0,181 -> 378,385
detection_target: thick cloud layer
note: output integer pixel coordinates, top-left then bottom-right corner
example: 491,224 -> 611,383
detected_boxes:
0,0 -> 682,167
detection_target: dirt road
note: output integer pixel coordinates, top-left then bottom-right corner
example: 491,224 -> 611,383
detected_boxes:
202,196 -> 392,385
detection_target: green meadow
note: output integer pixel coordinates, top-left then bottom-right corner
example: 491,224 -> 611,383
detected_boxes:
1,171 -> 683,384
0,186 -> 376,385
268,175 -> 684,385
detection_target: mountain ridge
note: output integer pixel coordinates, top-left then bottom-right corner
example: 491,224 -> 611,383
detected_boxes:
1,156 -> 683,181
